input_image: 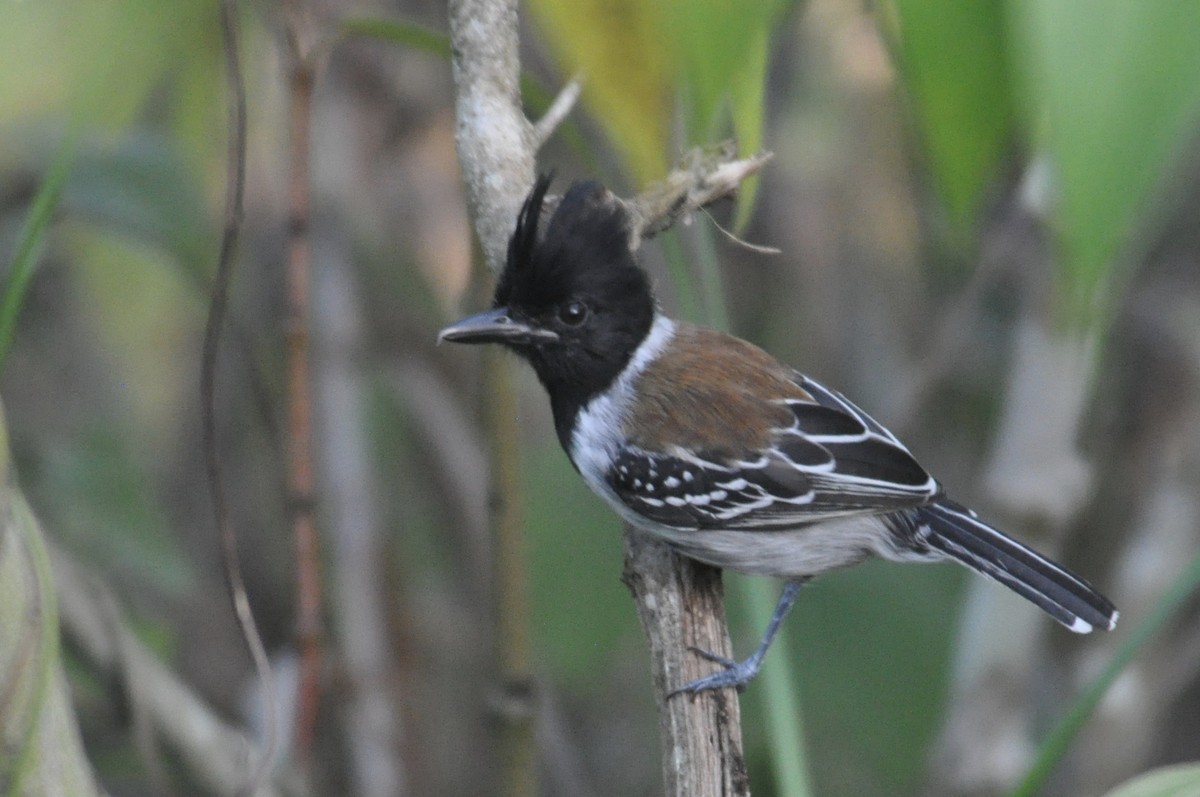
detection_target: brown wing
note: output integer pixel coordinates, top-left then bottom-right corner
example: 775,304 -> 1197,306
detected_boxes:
607,323 -> 938,530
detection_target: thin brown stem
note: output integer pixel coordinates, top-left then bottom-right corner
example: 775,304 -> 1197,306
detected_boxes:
282,36 -> 322,764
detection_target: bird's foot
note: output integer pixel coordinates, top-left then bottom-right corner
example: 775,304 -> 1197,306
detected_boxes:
669,646 -> 764,696
667,580 -> 808,697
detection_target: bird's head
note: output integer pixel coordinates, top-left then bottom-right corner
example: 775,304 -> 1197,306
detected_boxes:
439,176 -> 656,407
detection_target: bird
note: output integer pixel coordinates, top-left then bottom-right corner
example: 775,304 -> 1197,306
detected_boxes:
438,174 -> 1119,695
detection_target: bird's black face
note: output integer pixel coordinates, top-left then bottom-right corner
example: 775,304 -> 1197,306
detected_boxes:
440,176 -> 656,431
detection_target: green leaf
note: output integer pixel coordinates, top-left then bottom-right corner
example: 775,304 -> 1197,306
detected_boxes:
0,494 -> 62,797
1010,1 -> 1200,325
882,0 -> 1016,228
527,0 -> 674,182
0,132 -> 76,372
658,0 -> 788,141
1101,764 -> 1200,797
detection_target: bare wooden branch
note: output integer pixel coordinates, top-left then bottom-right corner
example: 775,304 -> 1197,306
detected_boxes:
446,4 -> 767,794
622,529 -> 750,797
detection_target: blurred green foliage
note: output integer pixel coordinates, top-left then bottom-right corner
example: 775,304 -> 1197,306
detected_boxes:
1,0 -> 219,609
527,0 -> 674,182
0,134 -> 75,370
1009,1 -> 1200,325
529,0 -> 1200,329
524,440 -> 631,684
44,425 -> 196,597
883,0 -> 1200,327
880,2 -> 1016,229
0,0 -> 221,149
1013,547 -> 1200,797
2,1 -> 1199,795
742,563 -> 961,794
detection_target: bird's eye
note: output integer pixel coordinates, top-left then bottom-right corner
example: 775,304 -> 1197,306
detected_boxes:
558,300 -> 589,326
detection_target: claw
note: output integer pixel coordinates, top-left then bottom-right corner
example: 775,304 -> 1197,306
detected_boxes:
685,646 -> 737,668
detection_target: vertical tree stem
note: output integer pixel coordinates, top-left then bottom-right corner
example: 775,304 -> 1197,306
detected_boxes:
283,42 -> 322,764
485,349 -> 537,797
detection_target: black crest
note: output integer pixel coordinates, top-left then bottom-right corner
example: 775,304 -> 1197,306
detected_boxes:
500,172 -> 555,299
494,176 -> 648,318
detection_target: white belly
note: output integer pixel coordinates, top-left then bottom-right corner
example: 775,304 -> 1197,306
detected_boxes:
631,513 -> 898,577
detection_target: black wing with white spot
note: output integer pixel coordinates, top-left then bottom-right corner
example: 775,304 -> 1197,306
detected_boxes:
606,374 -> 940,531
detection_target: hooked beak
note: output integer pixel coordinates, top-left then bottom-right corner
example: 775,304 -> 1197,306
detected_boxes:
437,307 -> 559,345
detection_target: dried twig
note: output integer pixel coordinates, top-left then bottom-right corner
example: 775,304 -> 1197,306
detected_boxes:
626,143 -> 773,246
701,206 -> 782,255
532,76 -> 583,147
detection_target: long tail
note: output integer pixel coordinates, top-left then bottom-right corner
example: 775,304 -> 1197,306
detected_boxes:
916,499 -> 1118,633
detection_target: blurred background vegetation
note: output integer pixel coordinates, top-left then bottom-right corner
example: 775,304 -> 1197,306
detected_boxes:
3,0 -> 1200,795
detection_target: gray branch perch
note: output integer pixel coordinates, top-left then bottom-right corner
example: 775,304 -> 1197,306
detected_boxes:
449,0 -> 537,275
622,530 -> 751,797
447,2 -> 767,794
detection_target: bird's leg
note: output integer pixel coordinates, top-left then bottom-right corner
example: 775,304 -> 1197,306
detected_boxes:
671,578 -> 807,696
